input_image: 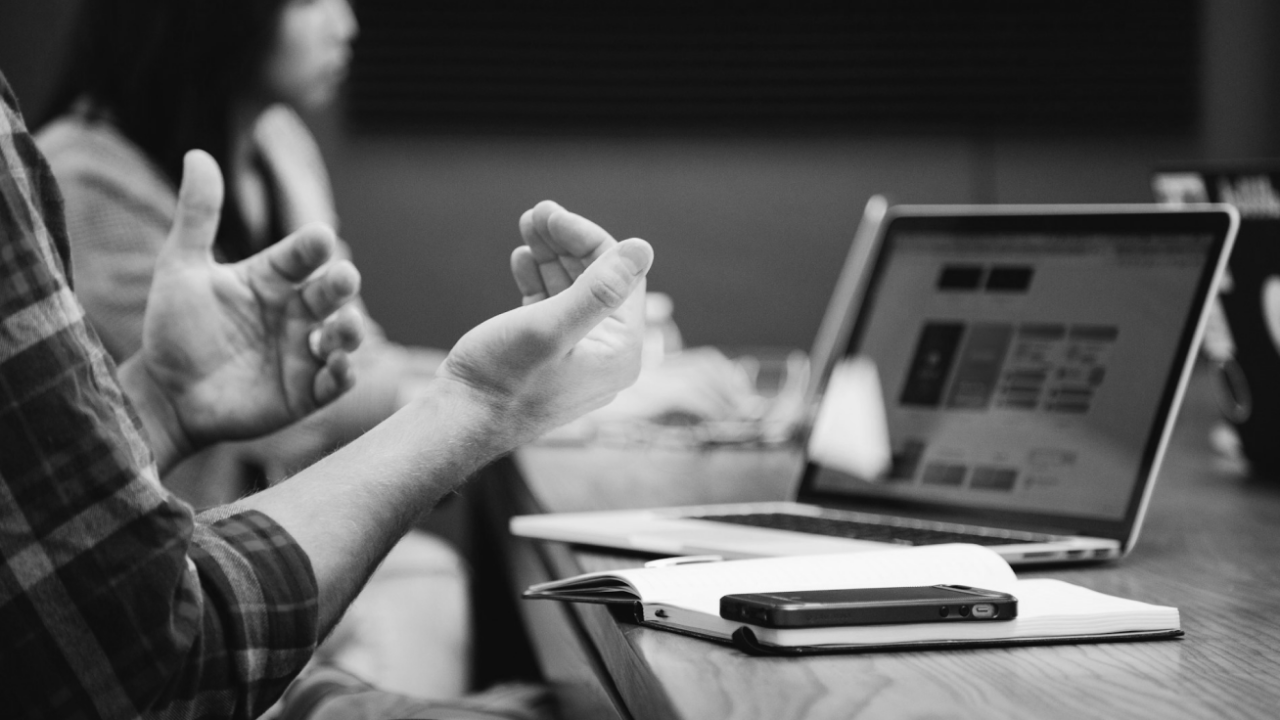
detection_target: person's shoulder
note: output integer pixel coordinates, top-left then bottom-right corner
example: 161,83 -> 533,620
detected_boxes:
255,105 -> 325,168
36,113 -> 175,211
256,104 -> 315,138
255,104 -> 337,229
38,113 -> 140,176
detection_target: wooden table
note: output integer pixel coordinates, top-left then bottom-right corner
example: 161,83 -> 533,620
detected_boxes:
483,364 -> 1280,720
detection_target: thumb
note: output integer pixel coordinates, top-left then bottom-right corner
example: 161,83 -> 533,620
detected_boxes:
164,150 -> 224,260
535,238 -> 653,345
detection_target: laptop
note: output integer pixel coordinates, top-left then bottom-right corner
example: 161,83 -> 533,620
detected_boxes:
512,202 -> 1239,565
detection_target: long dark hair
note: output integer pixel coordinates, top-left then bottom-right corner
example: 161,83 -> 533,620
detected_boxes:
43,0 -> 291,261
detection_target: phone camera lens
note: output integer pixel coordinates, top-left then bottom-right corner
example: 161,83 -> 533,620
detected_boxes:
959,605 -> 971,617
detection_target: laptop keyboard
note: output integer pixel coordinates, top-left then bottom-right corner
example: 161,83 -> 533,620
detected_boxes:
692,512 -> 1059,547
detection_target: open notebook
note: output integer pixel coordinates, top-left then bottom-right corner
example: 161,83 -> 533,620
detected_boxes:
513,203 -> 1239,565
523,544 -> 1181,654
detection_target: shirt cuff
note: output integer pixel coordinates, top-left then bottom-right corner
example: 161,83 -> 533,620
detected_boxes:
191,508 -> 320,705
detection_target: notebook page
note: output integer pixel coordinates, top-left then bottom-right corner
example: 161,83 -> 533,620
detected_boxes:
753,579 -> 1179,646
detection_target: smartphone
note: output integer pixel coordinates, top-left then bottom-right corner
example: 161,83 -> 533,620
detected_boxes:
719,585 -> 1017,628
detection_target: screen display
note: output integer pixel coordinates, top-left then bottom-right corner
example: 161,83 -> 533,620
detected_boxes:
807,229 -> 1215,522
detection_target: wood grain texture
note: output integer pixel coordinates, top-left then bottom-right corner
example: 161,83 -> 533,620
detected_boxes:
481,468 -> 630,720
506,364 -> 1280,720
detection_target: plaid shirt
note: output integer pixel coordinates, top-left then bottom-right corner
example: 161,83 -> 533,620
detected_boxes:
0,75 -> 318,719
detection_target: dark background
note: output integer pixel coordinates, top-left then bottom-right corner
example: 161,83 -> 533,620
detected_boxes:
4,1 -> 1280,352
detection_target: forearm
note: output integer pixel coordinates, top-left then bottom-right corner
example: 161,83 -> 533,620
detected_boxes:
231,378 -> 511,632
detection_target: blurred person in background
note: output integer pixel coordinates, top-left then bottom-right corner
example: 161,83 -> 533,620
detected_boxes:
37,0 -> 469,702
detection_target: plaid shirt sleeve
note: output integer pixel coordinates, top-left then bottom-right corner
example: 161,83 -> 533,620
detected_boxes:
0,75 -> 319,720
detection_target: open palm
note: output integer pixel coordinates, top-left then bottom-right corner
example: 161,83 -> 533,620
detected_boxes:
136,151 -> 363,452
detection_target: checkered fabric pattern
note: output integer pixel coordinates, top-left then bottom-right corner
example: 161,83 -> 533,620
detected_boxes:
0,73 -> 319,720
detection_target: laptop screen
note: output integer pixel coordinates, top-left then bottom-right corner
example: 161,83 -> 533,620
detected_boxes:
801,208 -> 1234,539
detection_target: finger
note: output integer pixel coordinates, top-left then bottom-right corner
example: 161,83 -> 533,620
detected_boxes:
525,200 -> 616,263
313,350 -> 355,406
164,150 -> 224,259
308,326 -> 325,360
531,238 -> 653,347
519,201 -> 564,264
542,206 -> 614,287
246,223 -> 338,287
313,305 -> 365,357
546,207 -> 618,265
299,258 -> 361,320
537,258 -> 574,298
533,202 -> 619,282
520,202 -> 575,296
511,246 -> 548,305
556,253 -> 588,284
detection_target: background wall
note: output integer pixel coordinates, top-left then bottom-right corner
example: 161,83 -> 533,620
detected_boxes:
4,1 -> 1279,352
320,131 -> 1190,350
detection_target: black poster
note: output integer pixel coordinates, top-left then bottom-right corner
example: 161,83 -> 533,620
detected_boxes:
1154,168 -> 1280,474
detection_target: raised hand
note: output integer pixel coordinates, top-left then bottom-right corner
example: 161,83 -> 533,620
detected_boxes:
118,150 -> 364,470
511,200 -> 619,303
436,202 -> 652,449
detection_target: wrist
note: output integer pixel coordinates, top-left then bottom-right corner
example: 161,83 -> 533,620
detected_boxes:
405,376 -> 527,463
116,357 -> 194,474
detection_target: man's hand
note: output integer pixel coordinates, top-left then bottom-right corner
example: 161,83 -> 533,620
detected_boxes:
435,201 -> 653,450
510,200 -> 618,303
237,201 -> 649,629
119,150 -> 364,471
